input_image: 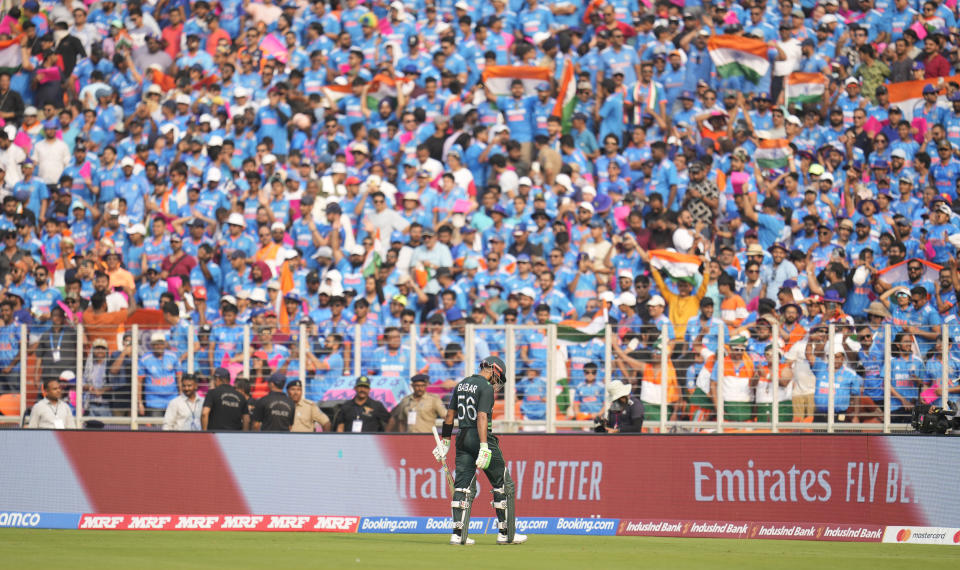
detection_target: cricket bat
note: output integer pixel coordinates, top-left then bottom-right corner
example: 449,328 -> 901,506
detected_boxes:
432,426 -> 455,494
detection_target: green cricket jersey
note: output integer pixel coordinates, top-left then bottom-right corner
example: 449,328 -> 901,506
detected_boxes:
451,374 -> 494,429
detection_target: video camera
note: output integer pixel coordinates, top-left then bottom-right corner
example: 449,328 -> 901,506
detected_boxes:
911,400 -> 960,435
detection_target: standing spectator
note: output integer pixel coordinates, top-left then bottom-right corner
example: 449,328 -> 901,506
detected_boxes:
387,373 -> 447,432
202,367 -> 250,431
162,373 -> 203,431
333,375 -> 389,432
138,331 -> 181,417
287,379 -> 331,432
27,377 -> 76,429
252,372 -> 296,431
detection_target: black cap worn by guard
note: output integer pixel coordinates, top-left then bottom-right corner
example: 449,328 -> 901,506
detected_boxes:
213,367 -> 231,381
411,374 -> 429,384
269,372 -> 287,387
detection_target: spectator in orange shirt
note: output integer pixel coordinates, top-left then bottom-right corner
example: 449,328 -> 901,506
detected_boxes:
104,250 -> 135,293
205,14 -> 231,56
718,273 -> 748,329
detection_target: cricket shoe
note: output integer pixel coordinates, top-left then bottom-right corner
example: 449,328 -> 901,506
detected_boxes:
449,534 -> 475,546
497,533 -> 528,545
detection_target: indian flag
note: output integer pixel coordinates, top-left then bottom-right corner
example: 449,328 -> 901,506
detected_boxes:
785,72 -> 828,105
707,35 -> 770,84
369,73 -> 411,102
754,139 -> 792,170
888,76 -> 960,121
322,82 -> 353,104
648,249 -> 702,279
551,61 -> 577,133
481,65 -> 552,96
557,314 -> 607,344
0,35 -> 22,73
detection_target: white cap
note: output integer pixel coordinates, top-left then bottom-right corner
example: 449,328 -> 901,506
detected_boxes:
234,87 -> 250,98
617,268 -> 634,281
270,221 -> 286,232
786,114 -> 802,126
349,244 -> 366,256
615,292 -> 637,307
518,287 -> 536,299
325,269 -> 343,283
844,77 -> 860,86
390,0 -> 405,9
107,208 -> 120,216
283,249 -> 299,260
206,168 -> 222,182
237,290 -> 250,300
820,172 -> 835,182
403,191 -> 420,202
454,0 -> 470,9
207,135 -> 224,147
126,223 -> 146,235
176,93 -> 191,105
221,294 -> 238,306
518,176 -> 532,187
146,84 -> 162,95
350,142 -> 369,155
648,295 -> 666,307
331,163 -> 347,174
578,201 -> 595,213
199,113 -> 213,124
227,212 -> 246,227
267,280 -> 281,290
249,288 -> 267,303
120,156 -> 135,168
262,154 -> 277,165
555,173 -> 573,192
149,331 -> 166,343
581,185 -> 597,197
59,370 -> 76,381
24,106 -> 37,116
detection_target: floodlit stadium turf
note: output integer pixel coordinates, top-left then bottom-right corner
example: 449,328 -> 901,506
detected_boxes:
2,530 -> 956,569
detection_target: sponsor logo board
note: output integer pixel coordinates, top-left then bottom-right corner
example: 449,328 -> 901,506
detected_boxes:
883,527 -> 960,545
617,520 -> 883,542
0,512 -> 80,529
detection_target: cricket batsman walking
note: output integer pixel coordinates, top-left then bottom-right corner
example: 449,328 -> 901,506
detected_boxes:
432,356 -> 528,546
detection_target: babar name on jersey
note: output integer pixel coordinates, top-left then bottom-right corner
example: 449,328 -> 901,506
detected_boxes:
457,382 -> 479,394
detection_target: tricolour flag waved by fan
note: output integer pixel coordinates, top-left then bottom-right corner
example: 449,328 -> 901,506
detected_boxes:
648,249 -> 702,279
557,313 -> 607,344
0,35 -> 22,73
878,258 -> 942,285
481,65 -> 551,96
754,139 -> 792,170
368,73 -> 410,102
785,72 -> 828,105
706,35 -> 771,84
322,82 -> 353,104
551,61 -> 577,133
887,76 -> 960,121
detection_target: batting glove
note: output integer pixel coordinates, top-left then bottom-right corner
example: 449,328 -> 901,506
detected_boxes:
432,439 -> 450,462
476,443 -> 492,470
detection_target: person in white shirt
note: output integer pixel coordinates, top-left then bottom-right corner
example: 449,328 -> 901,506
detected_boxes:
28,378 -> 76,429
162,373 -> 203,431
32,120 -> 71,185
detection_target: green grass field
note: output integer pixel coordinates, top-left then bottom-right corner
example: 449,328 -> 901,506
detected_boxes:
1,530 -> 955,569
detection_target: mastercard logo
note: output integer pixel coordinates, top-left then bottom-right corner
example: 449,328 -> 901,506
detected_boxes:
953,530 -> 960,544
897,529 -> 911,542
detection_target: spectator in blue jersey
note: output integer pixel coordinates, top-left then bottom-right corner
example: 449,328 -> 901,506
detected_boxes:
138,331 -> 182,418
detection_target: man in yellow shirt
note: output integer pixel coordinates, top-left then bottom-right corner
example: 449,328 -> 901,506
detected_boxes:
639,248 -> 710,340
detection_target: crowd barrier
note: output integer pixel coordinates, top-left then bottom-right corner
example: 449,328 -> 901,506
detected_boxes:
1,321 -> 955,434
1,432 -> 958,544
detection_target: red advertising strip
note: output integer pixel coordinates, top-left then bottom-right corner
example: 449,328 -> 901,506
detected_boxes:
77,515 -> 360,533
617,519 -> 884,542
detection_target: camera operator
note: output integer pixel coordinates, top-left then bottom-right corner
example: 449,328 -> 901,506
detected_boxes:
596,380 -> 644,433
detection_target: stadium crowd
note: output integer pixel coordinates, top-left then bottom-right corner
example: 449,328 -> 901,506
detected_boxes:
4,0 -> 960,431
